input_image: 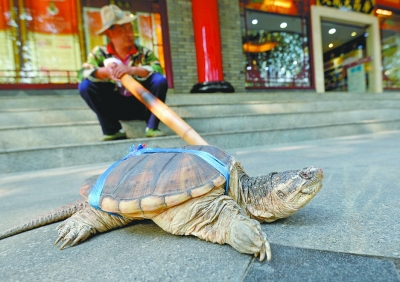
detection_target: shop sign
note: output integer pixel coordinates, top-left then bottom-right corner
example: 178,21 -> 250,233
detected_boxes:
378,12 -> 400,32
109,0 -> 131,9
245,0 -> 299,15
317,0 -> 375,14
24,0 -> 82,83
0,0 -> 9,31
375,0 -> 400,9
343,56 -> 371,69
25,0 -> 78,35
0,0 -> 16,82
347,63 -> 366,92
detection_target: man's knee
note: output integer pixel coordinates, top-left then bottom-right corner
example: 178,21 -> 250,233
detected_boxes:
151,73 -> 168,92
78,79 -> 93,97
78,78 -> 90,91
79,79 -> 114,99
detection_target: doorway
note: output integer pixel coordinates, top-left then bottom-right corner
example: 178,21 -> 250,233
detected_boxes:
322,21 -> 368,92
311,6 -> 382,93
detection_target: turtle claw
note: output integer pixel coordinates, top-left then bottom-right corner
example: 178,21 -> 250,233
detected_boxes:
71,228 -> 92,247
265,241 -> 272,262
260,250 -> 265,262
60,238 -> 72,250
54,236 -> 63,246
255,241 -> 270,262
54,224 -> 71,246
54,219 -> 96,250
259,235 -> 272,262
228,214 -> 273,262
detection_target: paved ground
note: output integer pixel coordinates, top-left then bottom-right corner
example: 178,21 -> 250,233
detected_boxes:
1,131 -> 400,281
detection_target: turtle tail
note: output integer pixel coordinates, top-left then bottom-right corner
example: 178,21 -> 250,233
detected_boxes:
0,200 -> 89,240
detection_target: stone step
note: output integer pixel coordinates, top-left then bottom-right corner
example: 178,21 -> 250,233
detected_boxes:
0,122 -> 101,150
1,108 -> 399,150
2,91 -> 400,110
2,99 -> 400,127
2,118 -> 399,173
1,91 -> 400,173
0,108 -> 97,127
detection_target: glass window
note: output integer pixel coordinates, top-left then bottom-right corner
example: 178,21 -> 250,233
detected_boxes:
0,0 -> 82,84
378,10 -> 400,89
23,0 -> 82,84
241,10 -> 311,89
0,0 -> 169,86
135,12 -> 166,76
83,9 -> 165,76
0,0 -> 17,83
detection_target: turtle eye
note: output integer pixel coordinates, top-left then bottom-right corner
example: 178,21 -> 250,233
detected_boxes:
299,170 -> 312,180
277,190 -> 285,199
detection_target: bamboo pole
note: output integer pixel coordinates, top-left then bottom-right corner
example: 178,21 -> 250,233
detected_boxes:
120,75 -> 208,145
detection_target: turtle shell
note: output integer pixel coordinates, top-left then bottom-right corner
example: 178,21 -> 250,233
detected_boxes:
80,145 -> 232,219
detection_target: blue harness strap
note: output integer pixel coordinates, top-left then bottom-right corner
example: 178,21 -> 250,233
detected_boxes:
88,153 -> 132,210
89,145 -> 230,212
132,148 -> 230,193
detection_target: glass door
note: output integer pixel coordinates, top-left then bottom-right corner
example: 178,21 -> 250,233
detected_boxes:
321,21 -> 369,92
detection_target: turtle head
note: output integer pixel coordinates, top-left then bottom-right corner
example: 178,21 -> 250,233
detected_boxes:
246,166 -> 323,222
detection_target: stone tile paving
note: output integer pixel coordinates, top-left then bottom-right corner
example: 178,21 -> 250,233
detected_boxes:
0,131 -> 399,281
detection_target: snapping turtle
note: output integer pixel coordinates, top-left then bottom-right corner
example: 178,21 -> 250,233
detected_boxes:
0,145 -> 323,262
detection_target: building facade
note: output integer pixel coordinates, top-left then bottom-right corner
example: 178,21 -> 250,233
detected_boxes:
0,0 -> 399,93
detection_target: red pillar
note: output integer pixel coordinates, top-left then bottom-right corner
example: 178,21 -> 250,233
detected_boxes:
190,0 -> 234,93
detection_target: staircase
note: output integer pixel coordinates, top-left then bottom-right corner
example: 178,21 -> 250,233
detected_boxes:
1,91 -> 400,173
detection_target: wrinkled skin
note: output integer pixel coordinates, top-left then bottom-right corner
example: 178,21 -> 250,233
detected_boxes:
53,166 -> 323,262
239,166 -> 324,223
0,158 -> 323,263
274,167 -> 324,209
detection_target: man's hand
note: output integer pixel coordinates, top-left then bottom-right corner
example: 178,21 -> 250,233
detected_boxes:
112,65 -> 150,80
111,64 -> 133,80
93,66 -> 114,80
94,64 -> 150,81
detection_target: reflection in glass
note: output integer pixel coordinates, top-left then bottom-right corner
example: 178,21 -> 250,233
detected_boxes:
381,30 -> 400,89
241,11 -> 311,89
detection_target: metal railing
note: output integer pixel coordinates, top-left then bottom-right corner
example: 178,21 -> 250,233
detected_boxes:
0,70 -> 79,84
245,69 -> 312,89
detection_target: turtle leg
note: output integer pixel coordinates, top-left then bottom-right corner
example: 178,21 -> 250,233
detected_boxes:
54,206 -> 132,250
152,188 -> 271,261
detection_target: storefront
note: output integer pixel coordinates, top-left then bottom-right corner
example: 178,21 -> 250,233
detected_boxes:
240,0 -> 313,89
311,4 -> 382,93
241,0 -> 400,92
1,0 -> 399,92
0,0 -> 172,89
376,1 -> 400,90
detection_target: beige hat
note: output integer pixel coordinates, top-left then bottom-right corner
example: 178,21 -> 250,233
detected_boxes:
96,4 -> 136,36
